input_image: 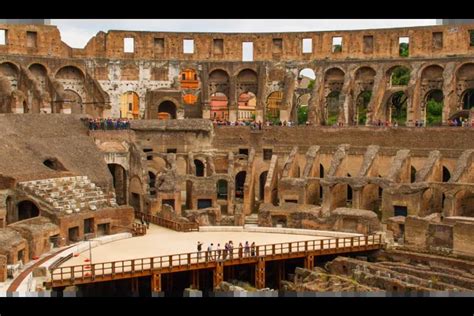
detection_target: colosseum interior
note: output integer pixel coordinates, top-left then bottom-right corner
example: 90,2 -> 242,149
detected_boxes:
0,21 -> 473,297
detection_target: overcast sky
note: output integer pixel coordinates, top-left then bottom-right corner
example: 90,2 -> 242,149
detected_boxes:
52,19 -> 438,48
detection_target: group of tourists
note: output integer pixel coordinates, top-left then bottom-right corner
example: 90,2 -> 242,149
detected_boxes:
85,118 -> 131,130
196,240 -> 257,261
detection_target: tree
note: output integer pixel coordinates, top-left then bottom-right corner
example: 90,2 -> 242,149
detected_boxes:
399,42 -> 409,57
297,106 -> 308,124
391,67 -> 410,86
307,79 -> 315,90
333,44 -> 342,53
426,99 -> 443,125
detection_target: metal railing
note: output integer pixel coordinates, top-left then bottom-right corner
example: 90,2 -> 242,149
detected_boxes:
50,234 -> 383,286
135,211 -> 199,232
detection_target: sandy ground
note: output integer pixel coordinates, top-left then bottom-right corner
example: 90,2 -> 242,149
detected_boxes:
61,224 -> 333,266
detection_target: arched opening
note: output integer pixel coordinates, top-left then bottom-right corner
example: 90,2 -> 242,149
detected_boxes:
120,91 -> 140,119
390,66 -> 410,86
158,101 -> 177,119
63,89 -> 82,114
326,91 -> 340,126
454,190 -> 474,217
295,93 -> 310,125
425,89 -> 444,126
410,166 -> 417,183
29,63 -> 48,91
298,68 -> 316,89
238,92 -> 256,122
129,177 -> 143,212
194,159 -> 205,177
216,179 -> 228,200
210,92 -> 229,121
56,65 -> 84,80
319,164 -> 325,200
0,62 -> 19,89
389,91 -> 408,126
235,171 -> 246,199
43,158 -> 67,171
462,89 -> 474,110
266,91 -> 283,124
442,166 -> 451,183
148,172 -> 157,196
259,171 -> 268,200
108,163 -> 127,205
17,200 -> 40,221
356,91 -> 372,125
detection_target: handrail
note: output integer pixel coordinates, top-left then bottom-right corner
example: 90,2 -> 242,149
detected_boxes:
135,211 -> 199,232
49,252 -> 74,272
50,233 -> 383,285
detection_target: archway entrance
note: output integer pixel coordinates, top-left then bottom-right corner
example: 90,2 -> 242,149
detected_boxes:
17,200 -> 40,221
158,101 -> 177,119
356,91 -> 371,125
108,164 -> 127,205
210,92 -> 229,121
425,89 -> 443,126
194,159 -> 205,177
235,171 -> 247,199
216,180 -> 228,200
266,91 -> 283,124
120,91 -> 140,119
389,91 -> 408,125
462,89 -> 474,110
327,91 -> 340,126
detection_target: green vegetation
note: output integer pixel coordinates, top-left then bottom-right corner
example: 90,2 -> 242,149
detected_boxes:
391,67 -> 410,86
333,44 -> 342,53
391,91 -> 407,125
426,99 -> 443,126
297,106 -> 308,125
357,91 -> 372,125
399,42 -> 409,57
470,30 -> 474,47
266,112 -> 280,125
307,79 -> 315,90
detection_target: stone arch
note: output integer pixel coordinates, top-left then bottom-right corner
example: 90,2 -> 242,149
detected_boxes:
108,163 -> 127,205
453,190 -> 474,217
424,89 -> 444,126
387,65 -> 411,87
63,89 -> 83,114
17,200 -> 40,222
120,91 -> 140,119
208,69 -> 230,95
55,65 -> 85,80
385,91 -> 408,125
411,165 -> 417,183
461,89 -> 474,110
28,63 -> 49,92
298,68 -> 316,89
326,90 -> 341,125
158,100 -> 177,119
237,68 -> 258,95
0,61 -> 20,89
266,91 -> 283,123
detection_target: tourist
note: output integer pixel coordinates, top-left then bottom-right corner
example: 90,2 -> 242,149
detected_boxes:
250,242 -> 256,257
244,241 -> 250,257
223,242 -> 229,260
140,214 -> 145,225
238,242 -> 243,258
229,240 -> 234,259
197,241 -> 203,260
217,243 -> 222,260
207,243 -> 214,261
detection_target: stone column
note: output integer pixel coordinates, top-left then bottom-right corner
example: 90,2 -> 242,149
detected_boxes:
201,64 -> 211,119
228,76 -> 238,122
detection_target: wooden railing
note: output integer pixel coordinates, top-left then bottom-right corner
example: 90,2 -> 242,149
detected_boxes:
132,223 -> 147,236
50,234 -> 383,286
135,211 -> 199,232
48,253 -> 73,272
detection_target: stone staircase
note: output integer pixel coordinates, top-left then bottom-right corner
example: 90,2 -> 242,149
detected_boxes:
18,176 -> 117,214
244,214 -> 259,228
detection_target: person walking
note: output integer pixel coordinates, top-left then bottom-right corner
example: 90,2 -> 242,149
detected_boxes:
217,243 -> 222,260
197,241 -> 203,261
229,241 -> 234,259
244,241 -> 250,257
207,243 -> 214,261
251,242 -> 256,257
238,242 -> 243,258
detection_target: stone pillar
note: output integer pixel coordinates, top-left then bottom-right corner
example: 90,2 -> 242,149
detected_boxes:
213,261 -> 224,288
255,257 -> 266,289
442,62 -> 457,124
228,76 -> 238,122
201,64 -> 210,120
